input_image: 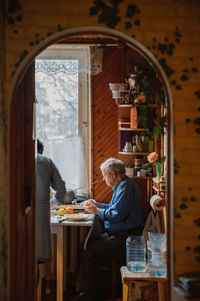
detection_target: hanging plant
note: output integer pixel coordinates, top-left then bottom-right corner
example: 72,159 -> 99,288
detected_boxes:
129,63 -> 167,139
135,64 -> 166,105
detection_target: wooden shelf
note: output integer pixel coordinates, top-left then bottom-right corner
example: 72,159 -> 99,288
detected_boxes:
118,104 -> 132,107
119,127 -> 146,131
118,151 -> 149,155
118,103 -> 158,108
118,121 -> 130,124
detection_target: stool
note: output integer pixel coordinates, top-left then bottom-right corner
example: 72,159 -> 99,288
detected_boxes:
120,266 -> 167,301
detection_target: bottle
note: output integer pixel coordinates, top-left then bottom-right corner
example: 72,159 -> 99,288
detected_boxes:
148,247 -> 166,277
147,232 -> 167,277
130,107 -> 138,128
126,236 -> 147,272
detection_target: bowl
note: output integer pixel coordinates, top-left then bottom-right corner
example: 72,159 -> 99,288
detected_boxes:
109,83 -> 129,91
112,90 -> 129,98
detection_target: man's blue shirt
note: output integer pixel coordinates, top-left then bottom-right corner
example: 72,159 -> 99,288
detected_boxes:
98,176 -> 145,234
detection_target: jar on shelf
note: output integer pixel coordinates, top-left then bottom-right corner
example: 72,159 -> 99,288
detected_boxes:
124,141 -> 132,152
130,107 -> 138,128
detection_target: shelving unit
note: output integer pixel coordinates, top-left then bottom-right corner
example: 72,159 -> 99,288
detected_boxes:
117,101 -> 162,164
118,103 -> 152,166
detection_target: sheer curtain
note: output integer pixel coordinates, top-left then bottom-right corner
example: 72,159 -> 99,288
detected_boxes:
35,55 -> 89,193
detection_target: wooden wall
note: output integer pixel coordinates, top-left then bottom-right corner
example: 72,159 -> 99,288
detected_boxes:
92,46 -> 122,203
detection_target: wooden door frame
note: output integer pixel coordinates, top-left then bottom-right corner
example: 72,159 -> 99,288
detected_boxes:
10,63 -> 36,301
9,26 -> 174,300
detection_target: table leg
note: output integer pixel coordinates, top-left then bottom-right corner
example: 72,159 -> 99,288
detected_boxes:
56,225 -> 63,301
69,226 -> 78,273
63,227 -> 67,291
157,281 -> 166,301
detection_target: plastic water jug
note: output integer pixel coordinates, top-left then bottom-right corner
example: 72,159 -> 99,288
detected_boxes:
147,232 -> 167,277
126,236 -> 147,272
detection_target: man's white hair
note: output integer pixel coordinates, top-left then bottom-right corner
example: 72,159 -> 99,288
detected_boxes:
100,158 -> 125,175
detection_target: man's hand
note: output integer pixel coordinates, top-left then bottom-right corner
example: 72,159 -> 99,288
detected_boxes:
84,202 -> 99,215
83,199 -> 104,209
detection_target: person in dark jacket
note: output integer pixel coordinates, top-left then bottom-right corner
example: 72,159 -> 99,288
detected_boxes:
75,157 -> 145,301
36,139 -> 66,263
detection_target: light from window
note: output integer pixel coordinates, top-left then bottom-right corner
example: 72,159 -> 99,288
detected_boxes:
35,48 -> 90,193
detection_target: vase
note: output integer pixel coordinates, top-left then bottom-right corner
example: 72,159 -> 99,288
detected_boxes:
155,162 -> 162,181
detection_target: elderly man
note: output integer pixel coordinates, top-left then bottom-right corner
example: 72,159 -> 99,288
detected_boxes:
75,158 -> 145,301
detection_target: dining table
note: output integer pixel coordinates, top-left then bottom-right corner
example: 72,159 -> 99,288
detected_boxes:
50,205 -> 94,301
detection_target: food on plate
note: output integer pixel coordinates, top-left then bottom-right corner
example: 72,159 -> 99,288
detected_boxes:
68,214 -> 85,219
57,208 -> 65,216
65,207 -> 74,214
83,200 -> 91,207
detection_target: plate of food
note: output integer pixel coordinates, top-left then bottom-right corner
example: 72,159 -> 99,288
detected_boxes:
65,214 -> 88,221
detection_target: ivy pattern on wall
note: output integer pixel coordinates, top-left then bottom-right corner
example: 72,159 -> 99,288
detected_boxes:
89,0 -> 200,137
5,0 -> 23,25
185,90 -> 200,135
174,186 -> 200,264
89,0 -> 122,28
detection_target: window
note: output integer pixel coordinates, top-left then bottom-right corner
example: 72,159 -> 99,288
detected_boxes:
35,45 -> 91,193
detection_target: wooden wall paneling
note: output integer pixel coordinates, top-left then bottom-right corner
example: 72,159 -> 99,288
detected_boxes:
92,46 -> 124,203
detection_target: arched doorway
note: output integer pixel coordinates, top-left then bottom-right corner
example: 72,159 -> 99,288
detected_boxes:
9,27 -> 173,301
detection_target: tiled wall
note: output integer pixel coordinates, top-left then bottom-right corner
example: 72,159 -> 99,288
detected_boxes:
1,0 -> 200,295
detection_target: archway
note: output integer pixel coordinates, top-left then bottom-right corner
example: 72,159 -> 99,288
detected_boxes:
9,27 -> 173,301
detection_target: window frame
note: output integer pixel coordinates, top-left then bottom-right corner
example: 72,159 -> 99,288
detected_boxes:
35,45 -> 91,193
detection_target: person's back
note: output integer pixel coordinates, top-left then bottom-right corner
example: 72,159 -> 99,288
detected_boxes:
36,140 -> 66,263
36,154 -> 66,207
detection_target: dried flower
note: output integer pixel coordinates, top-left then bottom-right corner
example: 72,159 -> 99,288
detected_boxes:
147,152 -> 165,181
147,152 -> 165,164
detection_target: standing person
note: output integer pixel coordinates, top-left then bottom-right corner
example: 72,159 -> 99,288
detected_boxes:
36,138 -> 66,264
75,158 -> 145,301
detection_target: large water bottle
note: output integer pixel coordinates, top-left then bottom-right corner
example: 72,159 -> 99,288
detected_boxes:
126,235 -> 147,272
147,232 -> 167,277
